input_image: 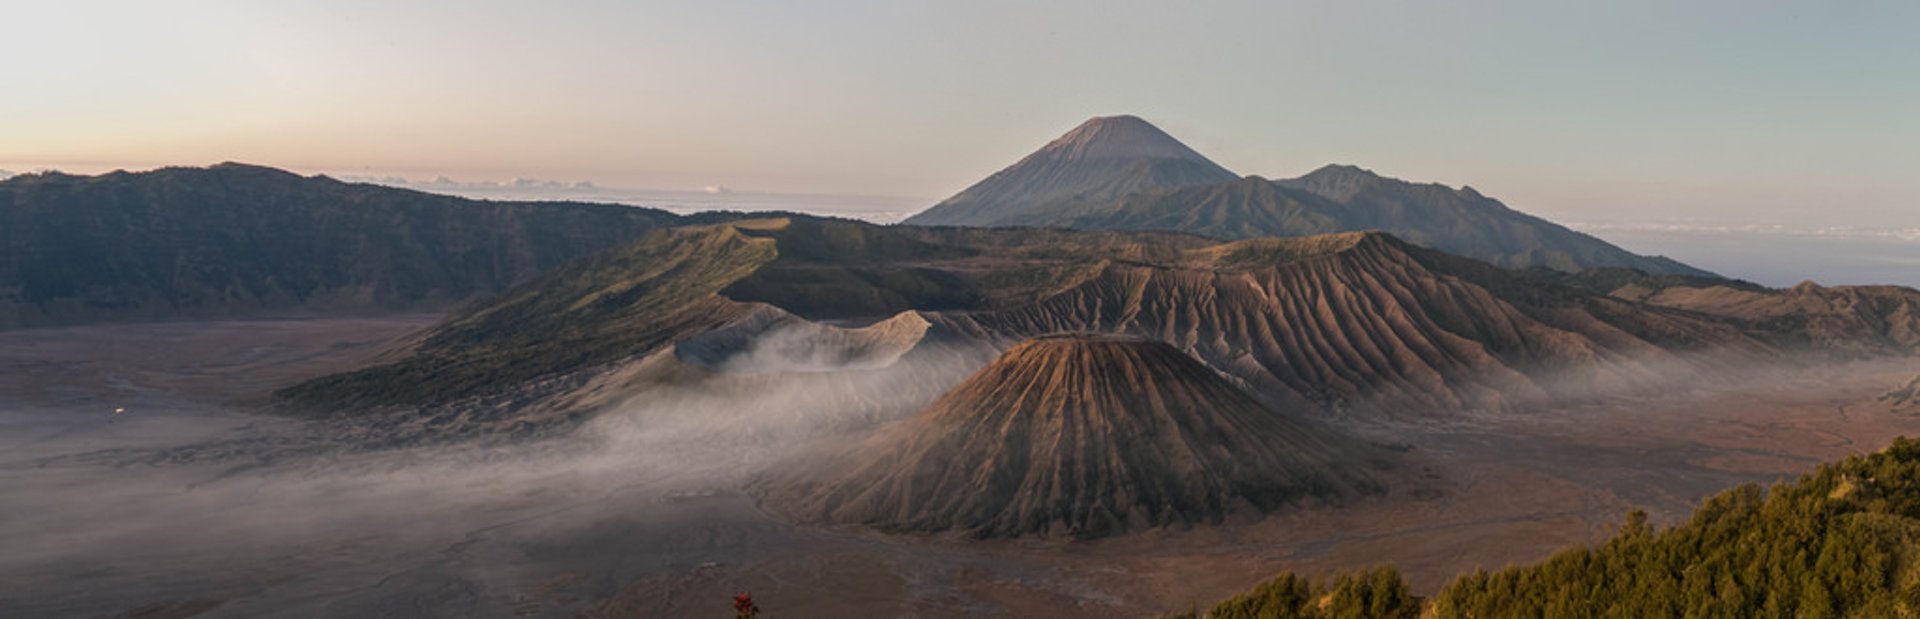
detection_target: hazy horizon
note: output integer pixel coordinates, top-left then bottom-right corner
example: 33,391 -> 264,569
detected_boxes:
7,2 -> 1916,224
7,1 -> 1919,287
8,156 -> 1915,288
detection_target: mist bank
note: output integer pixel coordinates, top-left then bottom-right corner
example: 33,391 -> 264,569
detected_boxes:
5,343 -> 1916,617
0,324 -> 994,617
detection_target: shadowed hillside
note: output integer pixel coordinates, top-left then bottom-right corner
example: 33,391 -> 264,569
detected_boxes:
758,334 -> 1389,539
0,164 -> 680,329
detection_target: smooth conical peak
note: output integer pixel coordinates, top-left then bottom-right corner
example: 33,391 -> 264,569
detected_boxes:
1038,115 -> 1216,162
901,115 -> 1237,226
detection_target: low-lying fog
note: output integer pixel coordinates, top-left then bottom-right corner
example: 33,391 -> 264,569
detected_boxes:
2,316 -> 1917,617
0,317 -> 987,617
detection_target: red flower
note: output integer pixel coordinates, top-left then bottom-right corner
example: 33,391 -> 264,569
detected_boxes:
734,592 -> 759,618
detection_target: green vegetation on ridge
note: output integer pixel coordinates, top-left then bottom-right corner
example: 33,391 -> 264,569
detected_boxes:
1178,437 -> 1920,618
1162,566 -> 1419,619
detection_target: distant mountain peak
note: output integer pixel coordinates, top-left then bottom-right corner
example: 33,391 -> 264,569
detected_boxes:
201,161 -> 306,179
1300,163 -> 1384,183
1282,163 -> 1401,202
1039,115 -> 1213,162
901,115 -> 1238,226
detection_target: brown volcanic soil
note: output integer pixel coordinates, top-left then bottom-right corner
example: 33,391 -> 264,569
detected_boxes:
760,334 -> 1387,539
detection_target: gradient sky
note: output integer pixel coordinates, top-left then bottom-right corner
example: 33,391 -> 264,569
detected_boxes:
5,0 -> 1917,227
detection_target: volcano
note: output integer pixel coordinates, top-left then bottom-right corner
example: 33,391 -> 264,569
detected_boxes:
900,116 -> 1710,276
761,333 -> 1386,539
902,115 -> 1238,227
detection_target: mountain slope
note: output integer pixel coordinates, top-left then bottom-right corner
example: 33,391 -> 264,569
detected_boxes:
1568,270 -> 1920,356
283,217 -> 1777,421
902,115 -> 1238,226
1056,165 -> 1712,276
759,334 -> 1387,539
1052,174 -> 1351,238
927,231 -> 1766,414
899,115 -> 1709,276
0,163 -> 681,329
1276,165 -> 1710,275
277,222 -> 777,411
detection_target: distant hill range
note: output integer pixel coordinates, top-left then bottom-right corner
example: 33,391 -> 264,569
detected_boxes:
903,115 -> 1711,277
0,163 -> 680,329
0,136 -> 1718,333
1536,267 -> 1920,356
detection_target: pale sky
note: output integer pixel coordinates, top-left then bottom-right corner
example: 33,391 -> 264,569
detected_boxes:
4,0 -> 1917,227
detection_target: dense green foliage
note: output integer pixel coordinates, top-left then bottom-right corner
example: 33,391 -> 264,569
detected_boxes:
0,164 -> 678,328
1434,437 -> 1920,618
1162,566 -> 1419,619
1182,438 -> 1920,618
